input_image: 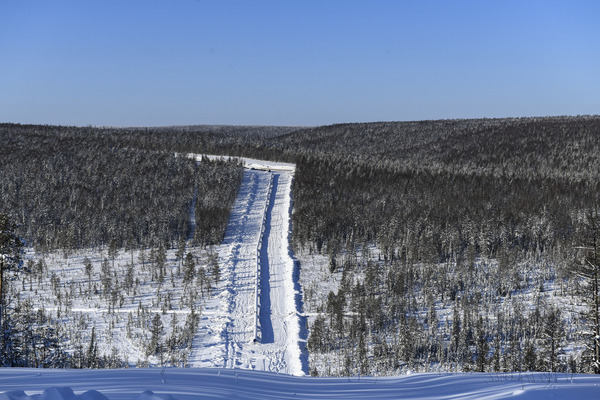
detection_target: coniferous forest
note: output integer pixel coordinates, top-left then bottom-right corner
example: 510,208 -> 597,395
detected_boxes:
0,124 -> 243,251
1,116 -> 599,374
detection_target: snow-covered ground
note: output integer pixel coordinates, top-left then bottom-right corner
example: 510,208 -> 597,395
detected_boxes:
1,368 -> 600,400
189,154 -> 295,172
16,156 -> 304,375
187,163 -> 305,375
6,155 -> 600,398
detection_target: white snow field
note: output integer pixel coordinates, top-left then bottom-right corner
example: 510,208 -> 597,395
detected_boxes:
1,368 -> 600,400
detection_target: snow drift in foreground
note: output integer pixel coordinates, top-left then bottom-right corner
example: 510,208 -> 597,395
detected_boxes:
0,369 -> 599,400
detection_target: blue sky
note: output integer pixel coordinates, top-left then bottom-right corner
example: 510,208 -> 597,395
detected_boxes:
1,0 -> 598,126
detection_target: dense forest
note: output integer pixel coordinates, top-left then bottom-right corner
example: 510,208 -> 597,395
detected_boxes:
0,124 -> 245,368
0,124 -> 243,251
117,116 -> 599,374
1,116 -> 599,374
280,117 -> 600,375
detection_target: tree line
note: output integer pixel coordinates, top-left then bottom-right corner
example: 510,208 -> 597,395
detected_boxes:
0,124 -> 243,252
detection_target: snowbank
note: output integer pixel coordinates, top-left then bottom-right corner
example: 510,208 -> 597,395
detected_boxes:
0,369 -> 600,400
0,387 -> 107,400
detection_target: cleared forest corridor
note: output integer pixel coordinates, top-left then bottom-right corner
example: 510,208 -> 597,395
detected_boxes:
187,156 -> 306,376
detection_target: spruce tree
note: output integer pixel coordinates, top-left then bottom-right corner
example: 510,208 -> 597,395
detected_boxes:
0,214 -> 25,331
574,207 -> 600,373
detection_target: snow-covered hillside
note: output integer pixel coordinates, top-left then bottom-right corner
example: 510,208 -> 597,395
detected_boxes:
1,368 -> 600,400
5,155 -> 600,398
15,156 -> 304,374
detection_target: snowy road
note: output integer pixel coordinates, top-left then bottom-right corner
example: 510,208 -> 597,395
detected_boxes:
187,156 -> 306,376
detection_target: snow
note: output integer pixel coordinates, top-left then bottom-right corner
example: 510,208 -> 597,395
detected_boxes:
188,154 -> 295,172
0,387 -> 108,400
7,155 -> 600,398
183,159 -> 304,375
0,369 -> 599,399
17,156 -> 303,374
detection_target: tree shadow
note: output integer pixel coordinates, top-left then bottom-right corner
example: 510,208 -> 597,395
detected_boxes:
258,174 -> 277,343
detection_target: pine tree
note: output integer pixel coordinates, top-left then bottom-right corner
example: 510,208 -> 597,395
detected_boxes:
574,207 -> 600,373
108,238 -> 119,269
183,252 -> 195,285
308,316 -> 326,353
329,253 -> 337,274
209,251 -> 220,284
155,246 -> 167,283
84,257 -> 93,292
148,313 -> 163,356
176,237 -> 186,277
0,214 -> 25,331
523,340 -> 537,371
87,326 -> 98,368
475,316 -> 489,372
542,307 -> 564,372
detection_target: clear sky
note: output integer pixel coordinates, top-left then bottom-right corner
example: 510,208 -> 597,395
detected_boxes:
1,0 -> 599,127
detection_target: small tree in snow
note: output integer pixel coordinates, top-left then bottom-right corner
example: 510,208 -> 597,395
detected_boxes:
183,252 -> 195,285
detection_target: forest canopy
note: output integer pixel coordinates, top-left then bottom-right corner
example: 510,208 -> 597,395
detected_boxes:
2,115 -> 600,373
0,124 -> 243,251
